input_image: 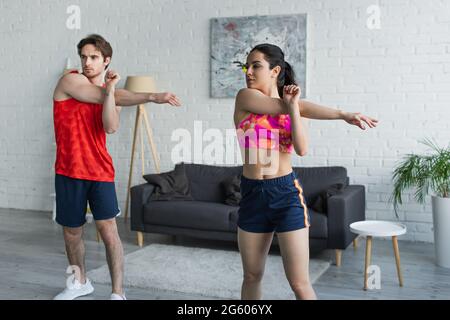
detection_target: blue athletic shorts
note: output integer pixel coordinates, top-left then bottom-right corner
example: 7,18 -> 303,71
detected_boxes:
238,171 -> 310,233
55,174 -> 121,228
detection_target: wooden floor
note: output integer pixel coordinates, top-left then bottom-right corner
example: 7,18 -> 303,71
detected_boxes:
1,208 -> 449,300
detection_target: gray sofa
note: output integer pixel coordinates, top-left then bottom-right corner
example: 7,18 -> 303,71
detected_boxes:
130,163 -> 365,265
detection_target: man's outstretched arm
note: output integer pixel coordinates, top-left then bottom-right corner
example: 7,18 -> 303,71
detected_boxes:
114,89 -> 181,106
58,73 -> 181,106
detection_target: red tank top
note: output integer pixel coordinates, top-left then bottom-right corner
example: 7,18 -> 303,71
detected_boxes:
53,73 -> 115,182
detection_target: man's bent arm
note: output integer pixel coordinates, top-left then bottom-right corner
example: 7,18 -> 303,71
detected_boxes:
103,87 -> 120,134
60,73 -> 152,106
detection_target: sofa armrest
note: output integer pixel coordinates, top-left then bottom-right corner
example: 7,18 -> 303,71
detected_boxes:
326,185 -> 365,249
130,183 -> 155,231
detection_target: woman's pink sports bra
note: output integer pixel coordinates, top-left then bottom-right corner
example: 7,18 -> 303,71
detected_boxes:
237,113 -> 293,153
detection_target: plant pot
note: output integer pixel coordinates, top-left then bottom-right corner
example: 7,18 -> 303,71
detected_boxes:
432,195 -> 450,268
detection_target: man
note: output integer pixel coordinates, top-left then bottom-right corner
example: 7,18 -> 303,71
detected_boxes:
52,34 -> 181,300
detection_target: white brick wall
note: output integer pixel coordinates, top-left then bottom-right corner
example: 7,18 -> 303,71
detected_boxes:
0,0 -> 449,243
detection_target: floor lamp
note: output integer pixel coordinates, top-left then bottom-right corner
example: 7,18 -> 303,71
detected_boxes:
123,76 -> 161,234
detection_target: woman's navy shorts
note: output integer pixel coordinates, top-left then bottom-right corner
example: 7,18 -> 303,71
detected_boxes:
55,174 -> 121,228
238,171 -> 310,233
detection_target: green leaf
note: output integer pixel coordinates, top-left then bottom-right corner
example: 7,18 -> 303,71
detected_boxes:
389,138 -> 450,219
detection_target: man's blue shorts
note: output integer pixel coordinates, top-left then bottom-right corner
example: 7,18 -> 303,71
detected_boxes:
55,174 -> 121,228
238,171 -> 310,233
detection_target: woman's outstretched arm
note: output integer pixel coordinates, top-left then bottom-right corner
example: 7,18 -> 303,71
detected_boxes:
299,100 -> 379,130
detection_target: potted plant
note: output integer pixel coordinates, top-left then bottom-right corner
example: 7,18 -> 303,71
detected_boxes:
390,138 -> 450,268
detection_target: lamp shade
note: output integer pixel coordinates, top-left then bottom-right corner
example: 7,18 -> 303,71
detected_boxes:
124,76 -> 156,93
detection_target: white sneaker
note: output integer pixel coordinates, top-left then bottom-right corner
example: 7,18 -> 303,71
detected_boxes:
110,293 -> 127,300
53,274 -> 94,300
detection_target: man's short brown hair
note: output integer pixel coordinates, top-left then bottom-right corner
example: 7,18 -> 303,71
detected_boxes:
77,34 -> 113,70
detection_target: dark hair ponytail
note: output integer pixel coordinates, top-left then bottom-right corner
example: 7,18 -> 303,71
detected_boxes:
283,61 -> 296,85
250,43 -> 297,97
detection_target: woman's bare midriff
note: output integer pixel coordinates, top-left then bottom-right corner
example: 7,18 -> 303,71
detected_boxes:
241,150 -> 293,180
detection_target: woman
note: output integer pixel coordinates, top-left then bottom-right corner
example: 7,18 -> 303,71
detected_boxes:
234,43 -> 378,300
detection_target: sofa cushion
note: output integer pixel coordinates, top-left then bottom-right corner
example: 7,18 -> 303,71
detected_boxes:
143,163 -> 193,201
180,163 -> 243,202
221,174 -> 242,206
293,166 -> 348,205
311,183 -> 345,213
308,209 -> 328,239
143,201 -> 239,232
143,200 -> 326,238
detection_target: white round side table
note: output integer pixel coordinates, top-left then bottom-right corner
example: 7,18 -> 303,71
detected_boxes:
349,220 -> 407,290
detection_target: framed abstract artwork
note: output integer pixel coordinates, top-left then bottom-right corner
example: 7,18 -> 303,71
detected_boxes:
210,14 -> 307,98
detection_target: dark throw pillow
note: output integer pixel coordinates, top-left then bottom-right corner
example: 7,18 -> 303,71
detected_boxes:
143,164 -> 193,201
311,183 -> 345,213
221,174 -> 241,206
